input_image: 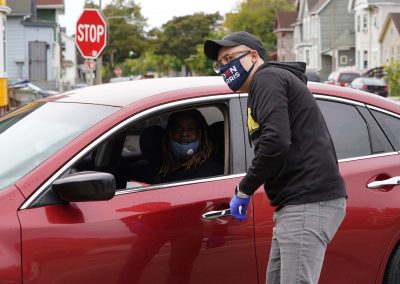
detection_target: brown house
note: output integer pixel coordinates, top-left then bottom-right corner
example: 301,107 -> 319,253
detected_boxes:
274,11 -> 297,62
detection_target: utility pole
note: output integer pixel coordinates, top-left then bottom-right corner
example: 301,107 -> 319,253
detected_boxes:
331,1 -> 336,72
96,0 -> 103,85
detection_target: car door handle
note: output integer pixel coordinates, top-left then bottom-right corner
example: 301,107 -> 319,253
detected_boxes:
202,208 -> 231,220
367,177 -> 400,189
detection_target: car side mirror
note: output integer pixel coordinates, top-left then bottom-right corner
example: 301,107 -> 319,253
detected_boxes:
52,171 -> 116,202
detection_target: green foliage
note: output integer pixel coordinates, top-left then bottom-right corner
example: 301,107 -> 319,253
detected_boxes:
185,31 -> 226,76
125,51 -> 180,76
385,62 -> 400,96
153,13 -> 221,75
100,0 -> 147,79
224,0 -> 295,51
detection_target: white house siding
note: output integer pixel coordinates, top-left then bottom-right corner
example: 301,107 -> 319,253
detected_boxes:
319,0 -> 354,79
6,17 -> 25,80
61,33 -> 76,89
353,0 -> 400,71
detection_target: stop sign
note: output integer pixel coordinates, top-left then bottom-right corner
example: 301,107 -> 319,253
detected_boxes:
76,9 -> 107,58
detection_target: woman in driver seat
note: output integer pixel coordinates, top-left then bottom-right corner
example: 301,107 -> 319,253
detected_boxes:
157,109 -> 223,183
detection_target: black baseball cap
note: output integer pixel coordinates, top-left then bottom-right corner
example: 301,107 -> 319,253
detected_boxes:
204,31 -> 267,61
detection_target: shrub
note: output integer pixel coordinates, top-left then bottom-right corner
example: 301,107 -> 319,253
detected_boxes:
385,62 -> 400,96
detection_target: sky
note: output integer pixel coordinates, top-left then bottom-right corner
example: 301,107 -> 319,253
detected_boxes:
60,0 -> 240,36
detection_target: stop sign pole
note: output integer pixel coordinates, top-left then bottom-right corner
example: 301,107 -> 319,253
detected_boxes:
75,9 -> 107,85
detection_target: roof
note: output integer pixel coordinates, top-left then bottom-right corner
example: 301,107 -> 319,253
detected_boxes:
310,0 -> 330,14
391,13 -> 400,33
37,0 -> 64,5
275,11 -> 297,31
379,13 -> 400,41
50,77 -> 230,107
7,0 -> 31,15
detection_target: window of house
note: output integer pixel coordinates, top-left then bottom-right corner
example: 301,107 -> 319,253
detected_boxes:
357,15 -> 361,33
363,14 -> 368,33
305,49 -> 310,65
340,55 -> 348,65
391,46 -> 395,63
363,50 -> 368,69
317,100 -> 371,159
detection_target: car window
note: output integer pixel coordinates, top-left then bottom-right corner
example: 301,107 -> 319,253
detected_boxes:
317,100 -> 371,159
357,107 -> 394,154
370,110 -> 400,150
338,73 -> 360,83
0,102 -> 118,191
70,104 -> 228,190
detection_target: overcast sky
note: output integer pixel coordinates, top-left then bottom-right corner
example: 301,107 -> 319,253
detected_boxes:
60,0 -> 240,36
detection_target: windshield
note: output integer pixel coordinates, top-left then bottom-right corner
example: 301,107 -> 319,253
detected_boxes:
0,102 -> 118,190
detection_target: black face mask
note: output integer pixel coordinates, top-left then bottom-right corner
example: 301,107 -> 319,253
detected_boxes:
219,52 -> 255,92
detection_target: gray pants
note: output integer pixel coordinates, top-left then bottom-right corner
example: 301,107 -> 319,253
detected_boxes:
266,197 -> 346,284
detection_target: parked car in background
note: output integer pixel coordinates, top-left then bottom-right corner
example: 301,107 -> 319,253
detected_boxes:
305,71 -> 321,82
325,71 -> 360,87
8,80 -> 59,107
8,80 -> 59,98
349,77 -> 388,97
1,78 -> 400,283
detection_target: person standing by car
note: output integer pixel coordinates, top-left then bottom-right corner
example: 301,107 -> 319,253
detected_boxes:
204,31 -> 347,283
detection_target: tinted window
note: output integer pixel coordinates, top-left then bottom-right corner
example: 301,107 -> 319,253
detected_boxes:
357,107 -> 393,153
0,102 -> 118,190
338,73 -> 360,83
371,110 -> 400,150
317,100 -> 371,159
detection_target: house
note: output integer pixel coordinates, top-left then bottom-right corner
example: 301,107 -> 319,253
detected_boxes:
60,28 -> 77,91
274,11 -> 297,62
379,13 -> 400,65
0,0 -> 11,114
293,0 -> 355,79
6,0 -> 64,91
348,0 -> 400,72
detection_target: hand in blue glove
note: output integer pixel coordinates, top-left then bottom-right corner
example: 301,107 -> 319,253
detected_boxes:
230,194 -> 250,221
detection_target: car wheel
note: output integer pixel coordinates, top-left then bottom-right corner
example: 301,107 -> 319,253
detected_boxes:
383,245 -> 400,283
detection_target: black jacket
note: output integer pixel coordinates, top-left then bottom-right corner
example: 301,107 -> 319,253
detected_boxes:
239,61 -> 347,207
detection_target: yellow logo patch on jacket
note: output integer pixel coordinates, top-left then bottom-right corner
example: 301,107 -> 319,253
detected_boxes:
248,108 -> 260,135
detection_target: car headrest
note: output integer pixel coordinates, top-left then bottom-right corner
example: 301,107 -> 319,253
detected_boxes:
139,125 -> 165,166
208,121 -> 224,161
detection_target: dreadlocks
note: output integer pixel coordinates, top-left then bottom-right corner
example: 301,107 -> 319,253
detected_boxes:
159,109 -> 214,177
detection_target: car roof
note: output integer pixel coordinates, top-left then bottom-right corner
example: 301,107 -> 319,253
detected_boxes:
43,76 -> 399,114
47,76 -> 229,107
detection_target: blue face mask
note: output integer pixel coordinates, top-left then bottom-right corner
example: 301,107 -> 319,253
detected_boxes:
220,52 -> 255,92
170,140 -> 200,159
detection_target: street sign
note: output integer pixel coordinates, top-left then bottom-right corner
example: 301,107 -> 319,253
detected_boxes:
76,9 -> 107,59
84,60 -> 96,70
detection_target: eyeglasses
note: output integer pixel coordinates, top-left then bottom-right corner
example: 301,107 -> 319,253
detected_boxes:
213,50 -> 251,73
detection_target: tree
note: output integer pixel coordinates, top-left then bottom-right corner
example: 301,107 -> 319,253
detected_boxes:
153,13 -> 221,76
96,0 -> 147,79
185,31 -> 226,76
224,0 -> 295,52
385,62 -> 400,96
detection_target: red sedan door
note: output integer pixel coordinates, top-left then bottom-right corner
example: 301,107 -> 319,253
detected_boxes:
18,96 -> 259,284
18,177 -> 258,284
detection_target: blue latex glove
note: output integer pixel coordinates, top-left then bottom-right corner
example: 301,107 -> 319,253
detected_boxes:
230,195 -> 250,221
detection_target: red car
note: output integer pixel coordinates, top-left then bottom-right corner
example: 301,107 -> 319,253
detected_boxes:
1,77 -> 400,284
325,71 -> 361,87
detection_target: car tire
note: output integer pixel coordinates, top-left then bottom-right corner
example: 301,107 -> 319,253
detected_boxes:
383,244 -> 400,283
